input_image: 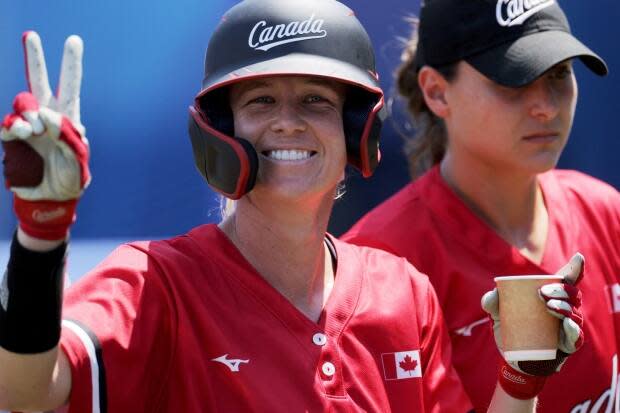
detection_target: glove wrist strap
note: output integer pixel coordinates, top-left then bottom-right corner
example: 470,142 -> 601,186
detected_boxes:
14,196 -> 77,240
498,362 -> 547,400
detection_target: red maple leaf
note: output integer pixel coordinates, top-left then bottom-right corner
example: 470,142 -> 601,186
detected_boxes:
399,355 -> 418,373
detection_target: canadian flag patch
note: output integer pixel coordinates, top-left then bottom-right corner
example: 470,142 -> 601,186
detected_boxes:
381,350 -> 422,380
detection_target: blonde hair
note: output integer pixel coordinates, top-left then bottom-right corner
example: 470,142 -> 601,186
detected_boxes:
220,197 -> 237,221
396,19 -> 457,179
218,182 -> 346,221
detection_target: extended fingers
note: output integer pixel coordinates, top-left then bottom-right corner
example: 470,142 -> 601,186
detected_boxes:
22,31 -> 53,106
57,35 -> 83,123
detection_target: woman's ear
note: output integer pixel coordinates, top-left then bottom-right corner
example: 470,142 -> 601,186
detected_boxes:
418,66 -> 451,119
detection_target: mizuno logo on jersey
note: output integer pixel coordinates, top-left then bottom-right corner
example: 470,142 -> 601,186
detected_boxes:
453,317 -> 489,337
212,354 -> 250,372
248,14 -> 327,51
381,350 -> 422,380
496,0 -> 554,27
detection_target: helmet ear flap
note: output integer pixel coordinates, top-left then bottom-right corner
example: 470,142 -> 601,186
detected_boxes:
234,137 -> 259,193
188,101 -> 259,200
343,89 -> 384,177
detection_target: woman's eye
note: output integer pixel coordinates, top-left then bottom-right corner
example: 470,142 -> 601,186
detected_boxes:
249,96 -> 274,105
550,66 -> 572,80
306,95 -> 326,103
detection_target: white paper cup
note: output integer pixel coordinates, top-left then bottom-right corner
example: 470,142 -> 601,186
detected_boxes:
495,275 -> 563,362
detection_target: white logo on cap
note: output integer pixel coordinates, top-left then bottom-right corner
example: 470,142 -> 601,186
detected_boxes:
248,14 -> 327,52
496,0 -> 555,27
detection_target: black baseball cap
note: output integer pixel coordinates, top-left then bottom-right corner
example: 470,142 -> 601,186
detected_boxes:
417,0 -> 608,87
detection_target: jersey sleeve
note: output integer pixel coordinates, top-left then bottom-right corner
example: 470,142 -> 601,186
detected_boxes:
415,271 -> 474,412
58,244 -> 175,413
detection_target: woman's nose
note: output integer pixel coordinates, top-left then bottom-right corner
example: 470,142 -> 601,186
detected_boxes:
270,104 -> 307,135
527,78 -> 561,122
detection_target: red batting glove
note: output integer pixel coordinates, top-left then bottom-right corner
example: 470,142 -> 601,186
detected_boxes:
481,253 -> 585,400
1,32 -> 90,240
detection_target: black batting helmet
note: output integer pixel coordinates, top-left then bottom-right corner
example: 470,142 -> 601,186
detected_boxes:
188,0 -> 385,199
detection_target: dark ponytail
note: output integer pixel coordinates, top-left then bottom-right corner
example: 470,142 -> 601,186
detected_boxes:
396,20 -> 457,179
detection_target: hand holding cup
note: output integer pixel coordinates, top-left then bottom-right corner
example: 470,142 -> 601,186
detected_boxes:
481,253 -> 585,399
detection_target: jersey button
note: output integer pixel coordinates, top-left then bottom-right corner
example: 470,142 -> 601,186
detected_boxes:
312,333 -> 327,346
322,361 -> 336,377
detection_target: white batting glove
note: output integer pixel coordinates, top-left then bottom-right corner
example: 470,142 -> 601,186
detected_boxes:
481,253 -> 585,399
1,31 -> 90,240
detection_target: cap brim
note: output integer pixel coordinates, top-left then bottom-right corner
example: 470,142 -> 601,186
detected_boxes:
466,30 -> 608,88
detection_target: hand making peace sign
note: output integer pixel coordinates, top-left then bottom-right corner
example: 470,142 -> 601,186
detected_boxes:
1,31 -> 90,240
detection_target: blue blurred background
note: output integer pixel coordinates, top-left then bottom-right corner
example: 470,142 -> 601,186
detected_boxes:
0,0 -> 618,279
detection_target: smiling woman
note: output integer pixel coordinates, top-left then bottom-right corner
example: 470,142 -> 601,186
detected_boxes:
189,0 -> 385,200
226,76 -> 347,202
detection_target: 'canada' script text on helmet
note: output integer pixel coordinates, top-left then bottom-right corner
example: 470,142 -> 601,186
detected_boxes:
248,14 -> 327,52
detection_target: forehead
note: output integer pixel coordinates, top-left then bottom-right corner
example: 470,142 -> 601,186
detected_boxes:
230,75 -> 347,96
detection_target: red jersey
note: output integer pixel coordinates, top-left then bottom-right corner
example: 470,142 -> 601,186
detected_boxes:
57,224 -> 471,412
344,166 -> 620,413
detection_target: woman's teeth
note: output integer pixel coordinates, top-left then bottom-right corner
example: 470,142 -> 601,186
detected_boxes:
267,150 -> 312,161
